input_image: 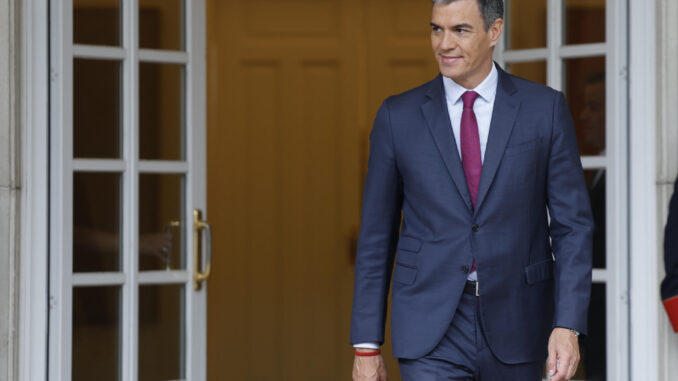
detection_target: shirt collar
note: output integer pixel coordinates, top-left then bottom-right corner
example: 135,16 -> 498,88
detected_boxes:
442,62 -> 498,106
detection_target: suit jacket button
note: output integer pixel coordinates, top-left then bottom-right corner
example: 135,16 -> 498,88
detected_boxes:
461,265 -> 469,274
472,224 -> 480,232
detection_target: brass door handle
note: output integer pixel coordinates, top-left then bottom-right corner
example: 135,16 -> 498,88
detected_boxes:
193,209 -> 212,290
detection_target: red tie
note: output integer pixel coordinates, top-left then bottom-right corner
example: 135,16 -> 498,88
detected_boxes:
461,91 -> 482,207
460,91 -> 481,273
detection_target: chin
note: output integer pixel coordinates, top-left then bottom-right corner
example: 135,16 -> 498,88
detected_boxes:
439,68 -> 457,78
438,65 -> 465,81
441,70 -> 465,83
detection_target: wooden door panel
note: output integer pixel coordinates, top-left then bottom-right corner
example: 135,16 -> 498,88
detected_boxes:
367,0 -> 439,121
207,0 -> 361,379
207,0 -> 437,379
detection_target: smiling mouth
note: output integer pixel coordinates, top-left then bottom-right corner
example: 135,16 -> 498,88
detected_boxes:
440,55 -> 462,64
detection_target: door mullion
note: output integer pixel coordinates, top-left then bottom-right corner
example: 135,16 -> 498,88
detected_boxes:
188,0 -> 208,378
606,0 -> 630,380
124,0 -> 139,380
547,0 -> 563,91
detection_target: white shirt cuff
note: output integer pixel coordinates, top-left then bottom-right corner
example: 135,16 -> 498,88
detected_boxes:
353,342 -> 380,350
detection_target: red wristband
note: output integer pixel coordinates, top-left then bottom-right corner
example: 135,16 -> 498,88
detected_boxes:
354,349 -> 381,356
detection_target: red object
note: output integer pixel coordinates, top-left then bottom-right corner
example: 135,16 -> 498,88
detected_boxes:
663,295 -> 678,332
461,91 -> 481,276
460,91 -> 482,208
354,349 -> 381,357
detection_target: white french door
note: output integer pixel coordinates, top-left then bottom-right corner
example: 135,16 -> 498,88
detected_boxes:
48,0 -> 208,380
497,1 -> 628,380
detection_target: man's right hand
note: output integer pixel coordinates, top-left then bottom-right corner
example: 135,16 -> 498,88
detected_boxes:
352,349 -> 387,381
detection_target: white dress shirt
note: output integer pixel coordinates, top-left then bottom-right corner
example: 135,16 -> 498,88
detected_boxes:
353,65 -> 498,350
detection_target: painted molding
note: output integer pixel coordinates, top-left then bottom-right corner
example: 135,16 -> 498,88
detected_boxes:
18,0 -> 50,380
629,0 -> 660,380
0,0 -> 21,380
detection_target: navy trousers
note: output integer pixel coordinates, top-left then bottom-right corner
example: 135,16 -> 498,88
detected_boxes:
398,292 -> 545,380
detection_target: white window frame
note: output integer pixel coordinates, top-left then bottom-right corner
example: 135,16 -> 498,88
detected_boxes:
496,1 -> 629,380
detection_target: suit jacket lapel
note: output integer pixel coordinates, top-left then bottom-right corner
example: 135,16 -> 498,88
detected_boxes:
421,75 -> 474,213
474,67 -> 520,216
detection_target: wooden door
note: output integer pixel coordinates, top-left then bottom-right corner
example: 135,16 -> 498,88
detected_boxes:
206,0 -> 437,379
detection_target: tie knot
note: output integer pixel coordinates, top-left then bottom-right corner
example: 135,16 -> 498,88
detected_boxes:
462,91 -> 479,109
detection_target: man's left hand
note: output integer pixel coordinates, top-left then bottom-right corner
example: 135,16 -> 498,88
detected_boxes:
546,327 -> 580,380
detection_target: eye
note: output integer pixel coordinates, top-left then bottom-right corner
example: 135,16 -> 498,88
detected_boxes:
431,24 -> 442,32
455,27 -> 468,34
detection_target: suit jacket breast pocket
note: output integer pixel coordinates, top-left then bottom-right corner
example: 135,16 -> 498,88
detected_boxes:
504,137 -> 541,158
501,138 -> 541,186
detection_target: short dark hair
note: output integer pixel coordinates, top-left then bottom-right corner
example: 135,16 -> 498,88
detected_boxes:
431,0 -> 504,31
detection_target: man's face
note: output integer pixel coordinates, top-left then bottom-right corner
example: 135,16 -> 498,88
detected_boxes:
430,0 -> 503,88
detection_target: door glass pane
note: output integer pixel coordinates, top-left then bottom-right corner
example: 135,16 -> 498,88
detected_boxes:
505,0 -> 547,50
73,286 -> 121,381
563,56 -> 606,156
140,63 -> 185,160
505,61 -> 547,85
74,0 -> 121,46
580,283 -> 607,380
139,174 -> 186,271
74,172 -> 122,272
564,0 -> 606,45
139,285 -> 186,380
139,0 -> 185,51
74,59 -> 122,158
585,169 -> 606,269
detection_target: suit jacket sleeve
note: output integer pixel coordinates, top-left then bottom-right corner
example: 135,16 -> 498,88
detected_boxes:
546,91 -> 594,335
350,99 -> 403,345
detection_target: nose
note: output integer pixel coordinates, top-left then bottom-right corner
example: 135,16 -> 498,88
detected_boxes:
440,31 -> 457,51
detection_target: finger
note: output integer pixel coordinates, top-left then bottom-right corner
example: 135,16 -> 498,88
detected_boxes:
380,363 -> 388,381
546,352 -> 557,379
550,369 -> 565,381
566,356 -> 579,379
557,355 -> 572,381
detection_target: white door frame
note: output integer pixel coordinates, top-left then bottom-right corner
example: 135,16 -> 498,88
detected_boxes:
628,0 -> 659,380
19,0 -> 50,379
18,0 -> 207,380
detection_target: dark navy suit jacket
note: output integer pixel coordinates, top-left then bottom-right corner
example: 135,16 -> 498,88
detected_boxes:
350,64 -> 594,364
661,177 -> 678,301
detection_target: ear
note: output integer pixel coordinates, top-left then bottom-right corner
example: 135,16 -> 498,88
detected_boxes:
488,18 -> 504,48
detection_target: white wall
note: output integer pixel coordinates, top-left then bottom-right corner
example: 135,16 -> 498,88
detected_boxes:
0,0 -> 20,379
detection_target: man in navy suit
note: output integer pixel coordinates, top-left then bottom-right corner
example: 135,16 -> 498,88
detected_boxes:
350,0 -> 593,380
662,176 -> 678,331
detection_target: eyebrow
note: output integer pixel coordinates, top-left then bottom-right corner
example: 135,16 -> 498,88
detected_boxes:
429,22 -> 474,30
